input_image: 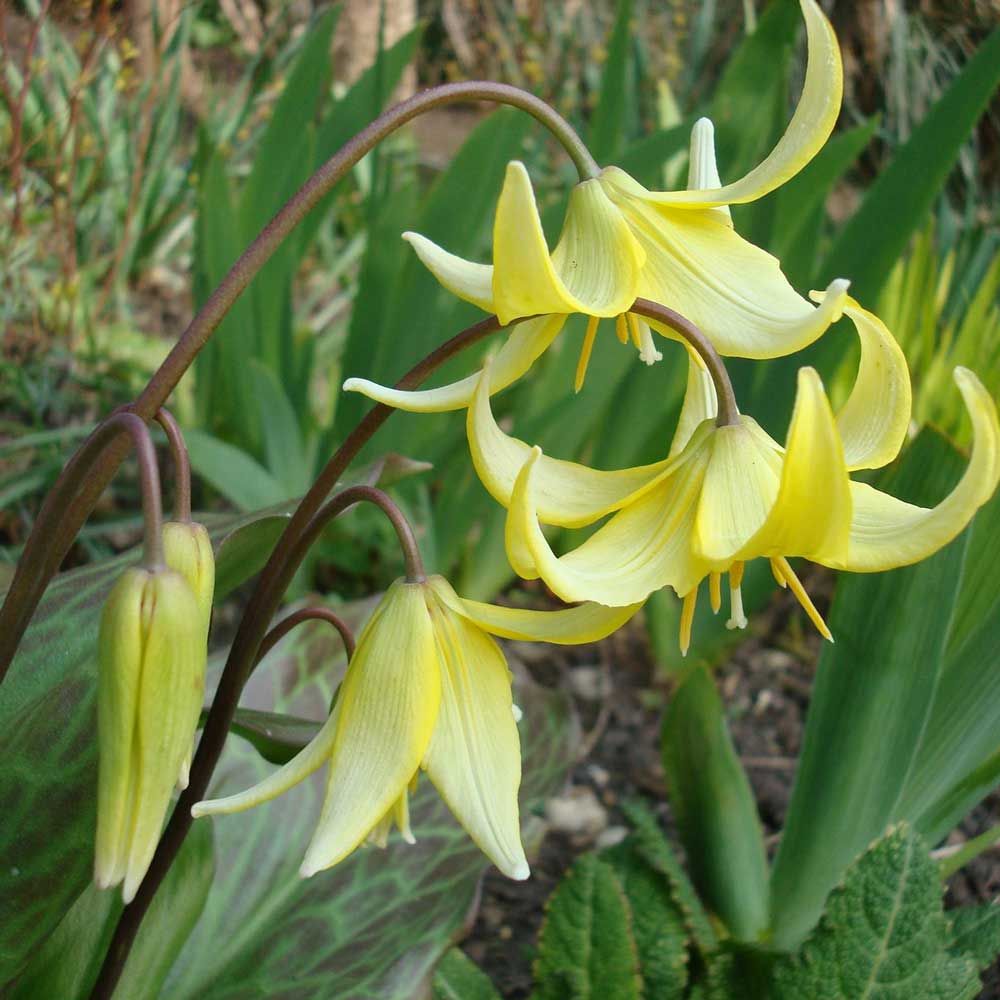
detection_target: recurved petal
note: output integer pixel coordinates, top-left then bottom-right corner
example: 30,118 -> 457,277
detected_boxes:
192,703 -> 340,819
403,231 -> 495,311
343,315 -> 566,413
300,581 -> 441,877
603,0 -> 841,208
492,162 -> 642,323
426,574 -> 639,644
468,363 -> 674,527
620,192 -> 849,358
737,368 -> 851,565
422,593 -> 528,880
811,292 -> 912,471
836,368 -> 1000,573
507,446 -> 712,607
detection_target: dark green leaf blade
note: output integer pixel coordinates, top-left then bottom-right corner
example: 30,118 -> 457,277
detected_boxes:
948,903 -> 1000,973
662,667 -> 770,941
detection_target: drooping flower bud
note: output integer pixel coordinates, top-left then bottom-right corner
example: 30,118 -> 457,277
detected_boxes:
162,520 -> 214,787
94,566 -> 204,903
162,520 -> 214,637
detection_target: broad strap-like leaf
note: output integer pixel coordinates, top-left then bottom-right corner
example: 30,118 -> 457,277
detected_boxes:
772,827 -> 980,1000
662,667 -> 770,942
533,854 -> 642,1000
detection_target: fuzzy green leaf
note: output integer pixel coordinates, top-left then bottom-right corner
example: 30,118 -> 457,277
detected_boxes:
601,839 -> 689,1000
621,799 -> 717,957
948,903 -> 1000,972
533,854 -> 642,1000
433,949 -> 503,1000
772,827 -> 980,1000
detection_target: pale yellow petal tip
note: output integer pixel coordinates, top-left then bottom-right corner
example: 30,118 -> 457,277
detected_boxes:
299,860 -> 320,879
121,875 -> 141,905
507,859 -> 530,881
190,801 -> 212,819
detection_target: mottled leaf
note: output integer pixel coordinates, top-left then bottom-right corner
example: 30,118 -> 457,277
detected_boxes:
6,818 -> 213,999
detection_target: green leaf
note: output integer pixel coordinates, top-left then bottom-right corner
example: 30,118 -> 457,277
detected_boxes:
248,361 -> 310,494
895,489 -> 1000,841
770,119 -> 878,289
769,431 -> 971,949
185,428 -> 290,510
819,27 -> 1000,307
948,903 -> 1000,972
601,839 -> 689,1000
165,654 -> 577,997
533,854 -> 642,1000
620,799 -> 717,957
213,513 -> 292,600
662,667 -> 769,941
772,827 -> 980,1000
239,7 -> 339,237
5,814 -> 213,998
432,949 -> 503,1000
299,25 -> 423,252
588,0 -> 633,163
228,708 -> 321,766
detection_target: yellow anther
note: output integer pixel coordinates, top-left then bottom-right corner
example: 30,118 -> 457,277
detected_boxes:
709,572 -> 722,613
774,556 -> 833,642
575,316 -> 600,392
615,314 -> 629,344
770,557 -> 788,588
679,586 -> 698,656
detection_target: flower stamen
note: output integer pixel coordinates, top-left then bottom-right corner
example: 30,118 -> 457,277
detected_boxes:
709,572 -> 722,613
770,557 -> 788,588
575,316 -> 600,392
774,556 -> 832,641
615,314 -> 629,344
679,585 -> 699,655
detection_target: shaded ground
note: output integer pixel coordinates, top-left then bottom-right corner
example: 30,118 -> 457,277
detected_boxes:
463,581 -> 1000,999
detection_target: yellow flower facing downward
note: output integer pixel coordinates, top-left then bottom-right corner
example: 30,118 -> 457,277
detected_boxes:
95,565 -> 205,902
345,0 -> 848,416
469,300 -> 999,651
193,577 -> 638,879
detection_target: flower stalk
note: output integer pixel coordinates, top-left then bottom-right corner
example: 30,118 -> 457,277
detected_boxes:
0,78 -> 592,681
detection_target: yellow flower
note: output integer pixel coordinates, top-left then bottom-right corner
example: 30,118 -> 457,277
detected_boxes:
192,577 -> 637,879
470,300 -> 999,651
345,0 -> 848,414
95,566 -> 205,902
